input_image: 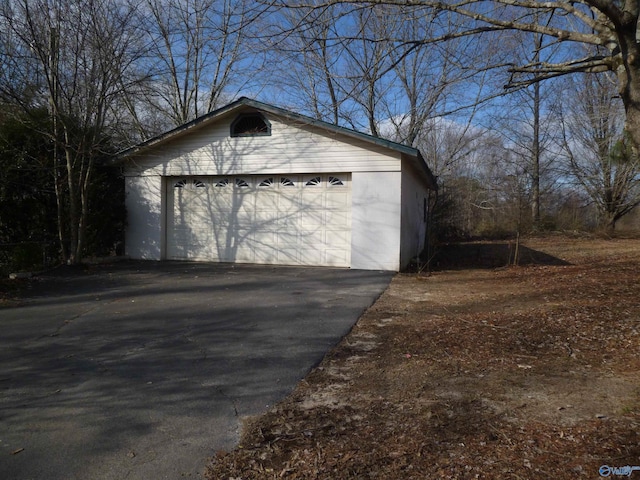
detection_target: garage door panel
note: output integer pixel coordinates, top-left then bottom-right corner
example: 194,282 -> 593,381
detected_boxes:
210,215 -> 230,228
300,190 -> 323,205
326,210 -> 349,227
325,229 -> 350,246
167,174 -> 351,267
326,249 -> 350,266
233,199 -> 256,215
300,210 -> 324,227
277,232 -> 299,248
277,195 -> 299,213
230,215 -> 255,229
299,229 -> 324,246
188,213 -> 212,227
277,212 -> 300,228
277,248 -> 298,264
254,209 -> 278,224
217,226 -> 252,261
254,245 -> 278,263
255,191 -> 279,210
229,226 -> 252,243
211,227 -> 229,246
326,192 -> 350,209
209,200 -> 233,212
254,230 -> 277,247
234,246 -> 254,262
298,251 -> 324,266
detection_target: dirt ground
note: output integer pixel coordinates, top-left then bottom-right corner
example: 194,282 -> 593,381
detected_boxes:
205,236 -> 640,479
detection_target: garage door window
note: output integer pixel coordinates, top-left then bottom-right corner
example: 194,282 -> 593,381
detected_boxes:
235,178 -> 250,188
259,177 -> 274,187
329,176 -> 345,186
215,178 -> 229,187
174,179 -> 206,189
280,177 -> 295,187
305,176 -> 321,186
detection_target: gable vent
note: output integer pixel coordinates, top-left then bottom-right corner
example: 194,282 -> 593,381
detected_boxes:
230,113 -> 271,137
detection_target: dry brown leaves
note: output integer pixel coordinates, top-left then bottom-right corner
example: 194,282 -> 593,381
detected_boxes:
205,238 -> 640,479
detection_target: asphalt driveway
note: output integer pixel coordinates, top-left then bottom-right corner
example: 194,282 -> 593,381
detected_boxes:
0,261 -> 393,480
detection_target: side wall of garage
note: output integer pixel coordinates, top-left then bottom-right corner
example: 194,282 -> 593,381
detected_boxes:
350,171 -> 402,271
124,175 -> 164,260
400,160 -> 431,269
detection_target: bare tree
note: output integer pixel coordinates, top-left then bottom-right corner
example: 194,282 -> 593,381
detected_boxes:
265,4 -> 403,131
379,5 -> 495,146
264,1 -> 640,154
339,6 -> 398,136
488,77 -> 563,230
387,37 -> 456,146
139,0 -> 255,127
266,4 -> 350,124
270,2 -> 498,146
557,72 -> 640,231
0,0 -> 144,263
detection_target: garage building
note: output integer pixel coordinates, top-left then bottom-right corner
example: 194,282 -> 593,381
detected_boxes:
116,97 -> 437,271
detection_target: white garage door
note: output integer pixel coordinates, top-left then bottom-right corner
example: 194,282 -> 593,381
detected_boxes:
166,174 -> 351,267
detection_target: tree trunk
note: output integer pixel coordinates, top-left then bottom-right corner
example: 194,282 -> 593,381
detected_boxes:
531,78 -> 541,227
615,18 -> 640,154
53,160 -> 68,263
622,90 -> 640,154
530,28 -> 542,228
76,156 -> 93,263
602,210 -> 618,233
64,141 -> 80,264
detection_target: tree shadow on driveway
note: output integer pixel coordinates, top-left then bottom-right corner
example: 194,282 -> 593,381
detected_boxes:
0,261 -> 393,480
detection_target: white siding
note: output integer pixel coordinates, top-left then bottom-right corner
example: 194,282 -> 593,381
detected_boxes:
350,171 -> 401,271
400,159 -> 430,269
125,175 -> 163,260
123,114 -> 402,177
122,106 -> 435,271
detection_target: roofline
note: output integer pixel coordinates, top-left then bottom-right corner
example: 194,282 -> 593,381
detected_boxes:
113,97 -> 254,161
415,151 -> 438,191
242,98 -> 422,156
112,97 -> 438,189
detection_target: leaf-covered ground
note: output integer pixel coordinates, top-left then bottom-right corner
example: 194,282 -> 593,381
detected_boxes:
205,237 -> 640,479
